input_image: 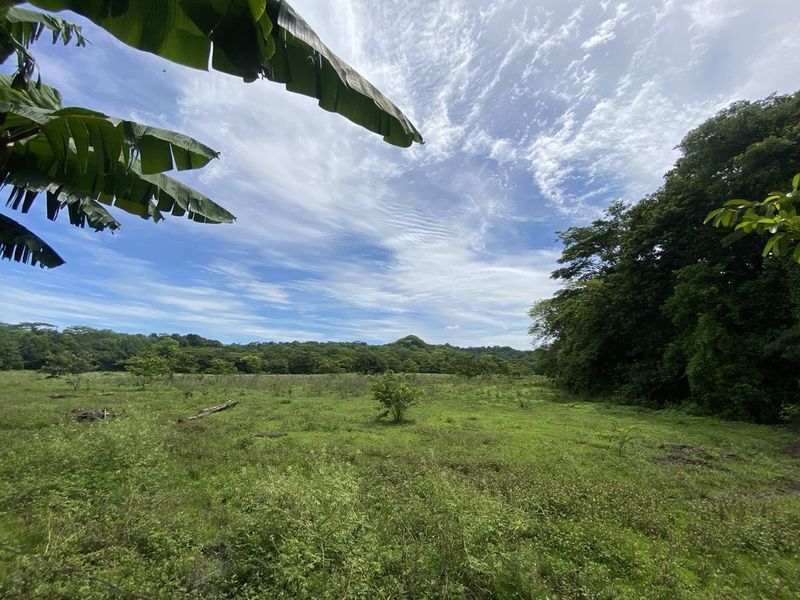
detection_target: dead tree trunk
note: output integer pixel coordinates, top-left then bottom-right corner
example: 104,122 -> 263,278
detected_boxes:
180,401 -> 238,422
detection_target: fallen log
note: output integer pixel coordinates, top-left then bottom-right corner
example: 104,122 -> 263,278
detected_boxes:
180,400 -> 238,422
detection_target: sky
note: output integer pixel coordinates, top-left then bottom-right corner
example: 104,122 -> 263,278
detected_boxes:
1,0 -> 799,349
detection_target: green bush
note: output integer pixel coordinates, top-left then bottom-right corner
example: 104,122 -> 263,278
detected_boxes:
124,355 -> 172,388
42,351 -> 93,390
372,370 -> 423,423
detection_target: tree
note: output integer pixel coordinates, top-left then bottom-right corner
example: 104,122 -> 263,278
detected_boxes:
236,354 -> 266,374
206,357 -> 237,375
125,354 -> 171,388
372,370 -> 422,423
0,324 -> 23,369
42,350 -> 92,390
530,93 -> 800,422
0,1 -> 422,268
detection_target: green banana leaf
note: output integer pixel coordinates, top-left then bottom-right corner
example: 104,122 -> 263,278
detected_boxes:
0,211 -> 64,267
0,6 -> 86,77
3,141 -> 235,224
25,0 -> 423,147
0,74 -> 62,109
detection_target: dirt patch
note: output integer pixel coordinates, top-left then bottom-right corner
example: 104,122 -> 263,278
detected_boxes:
742,478 -> 800,500
781,442 -> 800,459
51,393 -> 76,399
654,444 -> 715,468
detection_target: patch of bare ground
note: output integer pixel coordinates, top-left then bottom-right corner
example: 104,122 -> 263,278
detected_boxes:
782,442 -> 800,459
654,444 -> 718,468
741,478 -> 800,500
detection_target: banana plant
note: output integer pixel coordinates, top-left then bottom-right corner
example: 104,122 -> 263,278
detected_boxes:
0,1 -> 422,268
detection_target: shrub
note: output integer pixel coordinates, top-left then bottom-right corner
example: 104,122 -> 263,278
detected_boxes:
42,351 -> 93,390
372,370 -> 423,423
125,355 -> 172,388
206,358 -> 238,375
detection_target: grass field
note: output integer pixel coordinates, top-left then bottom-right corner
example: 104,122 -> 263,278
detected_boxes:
0,371 -> 798,599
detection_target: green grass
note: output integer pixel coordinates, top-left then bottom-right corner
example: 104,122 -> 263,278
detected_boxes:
0,371 -> 798,599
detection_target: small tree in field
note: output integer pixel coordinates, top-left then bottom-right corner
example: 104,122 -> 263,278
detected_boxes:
43,351 -> 92,390
372,371 -> 423,423
207,358 -> 238,375
125,355 -> 172,389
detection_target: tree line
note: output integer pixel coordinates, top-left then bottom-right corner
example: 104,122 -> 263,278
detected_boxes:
530,92 -> 800,423
0,324 -> 536,378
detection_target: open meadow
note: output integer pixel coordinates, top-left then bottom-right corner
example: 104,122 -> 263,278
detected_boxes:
0,371 -> 798,599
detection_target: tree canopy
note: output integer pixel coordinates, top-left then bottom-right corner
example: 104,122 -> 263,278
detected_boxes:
530,93 -> 800,423
0,1 -> 422,268
0,323 -> 537,377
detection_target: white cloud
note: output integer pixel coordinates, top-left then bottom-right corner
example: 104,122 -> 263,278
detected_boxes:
582,2 -> 630,50
4,0 -> 799,349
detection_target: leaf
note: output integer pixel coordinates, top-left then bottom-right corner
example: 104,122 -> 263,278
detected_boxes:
793,173 -> 800,192
29,0 -> 212,70
1,6 -> 87,49
703,208 -> 723,224
3,147 -> 235,225
129,124 -> 219,172
265,0 -> 423,147
3,167 -> 120,231
0,74 -> 61,109
27,0 -> 423,147
723,199 -> 752,208
0,101 -> 219,176
721,210 -> 736,227
762,233 -> 784,257
0,6 -> 87,83
137,133 -> 174,174
0,211 -> 64,267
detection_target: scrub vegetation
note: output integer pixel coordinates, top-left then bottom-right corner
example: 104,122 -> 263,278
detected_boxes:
1,371 -> 798,599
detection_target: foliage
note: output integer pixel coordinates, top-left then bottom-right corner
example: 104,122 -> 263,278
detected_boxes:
41,349 -> 91,389
0,323 -> 537,376
0,0 -> 421,268
0,371 -> 798,598
706,172 -> 800,262
0,8 -> 233,267
530,93 -> 800,422
206,357 -> 238,375
236,354 -> 267,374
0,330 -> 22,369
124,354 -> 172,388
24,0 -> 423,147
372,370 -> 423,423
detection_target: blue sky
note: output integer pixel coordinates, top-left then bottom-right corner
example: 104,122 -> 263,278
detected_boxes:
1,0 -> 798,348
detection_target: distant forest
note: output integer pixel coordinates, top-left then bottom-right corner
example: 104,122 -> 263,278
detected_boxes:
0,323 -> 537,377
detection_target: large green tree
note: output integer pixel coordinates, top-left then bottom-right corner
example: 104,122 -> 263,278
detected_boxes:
0,0 -> 422,267
530,93 -> 800,422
